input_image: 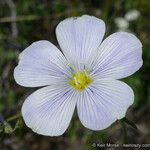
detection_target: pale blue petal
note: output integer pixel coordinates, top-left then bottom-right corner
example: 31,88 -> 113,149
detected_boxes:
56,15 -> 105,71
22,85 -> 77,136
77,78 -> 134,130
14,40 -> 71,87
89,32 -> 143,79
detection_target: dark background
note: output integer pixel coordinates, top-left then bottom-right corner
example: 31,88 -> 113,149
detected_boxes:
0,0 -> 149,149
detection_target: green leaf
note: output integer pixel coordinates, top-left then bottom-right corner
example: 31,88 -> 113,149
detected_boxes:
14,119 -> 23,130
4,121 -> 14,134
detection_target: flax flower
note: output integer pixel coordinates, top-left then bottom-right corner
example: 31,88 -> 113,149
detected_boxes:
14,15 -> 143,136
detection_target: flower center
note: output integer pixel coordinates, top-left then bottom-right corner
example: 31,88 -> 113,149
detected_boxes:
69,72 -> 93,91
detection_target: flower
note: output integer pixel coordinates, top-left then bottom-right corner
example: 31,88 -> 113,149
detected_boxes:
14,15 -> 143,136
115,17 -> 129,31
125,10 -> 140,21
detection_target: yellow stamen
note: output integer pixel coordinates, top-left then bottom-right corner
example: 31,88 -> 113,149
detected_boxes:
69,72 -> 93,91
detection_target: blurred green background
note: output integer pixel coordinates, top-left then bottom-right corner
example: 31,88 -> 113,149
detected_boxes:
0,0 -> 149,149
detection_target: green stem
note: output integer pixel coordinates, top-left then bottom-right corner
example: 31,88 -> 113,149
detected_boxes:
120,120 -> 127,144
6,113 -> 21,122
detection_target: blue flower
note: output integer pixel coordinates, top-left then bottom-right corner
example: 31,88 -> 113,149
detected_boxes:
14,15 -> 143,136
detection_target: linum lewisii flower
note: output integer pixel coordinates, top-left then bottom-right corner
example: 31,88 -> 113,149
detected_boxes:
14,15 -> 143,136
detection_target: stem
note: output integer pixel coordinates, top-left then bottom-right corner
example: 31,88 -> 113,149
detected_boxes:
120,120 -> 127,144
5,0 -> 18,38
6,113 -> 21,122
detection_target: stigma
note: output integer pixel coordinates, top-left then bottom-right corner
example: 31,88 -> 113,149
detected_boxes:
69,72 -> 93,91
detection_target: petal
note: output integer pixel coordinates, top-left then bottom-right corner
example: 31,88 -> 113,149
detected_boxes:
56,15 -> 105,70
14,40 -> 71,87
22,85 -> 77,136
77,78 -> 134,130
90,32 -> 143,79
